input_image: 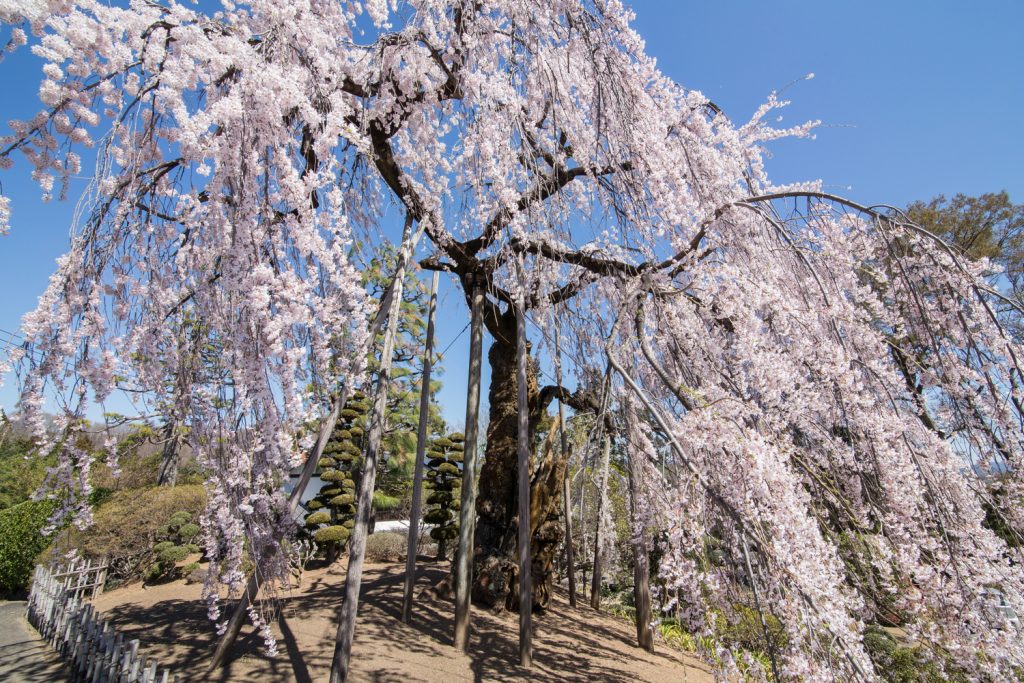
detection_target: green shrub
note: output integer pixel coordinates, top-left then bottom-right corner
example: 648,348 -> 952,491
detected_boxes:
178,523 -> 200,542
305,510 -> 331,526
372,491 -> 401,511
330,493 -> 355,507
314,525 -> 351,543
424,509 -> 451,525
0,499 -> 58,596
156,544 -> 190,564
51,485 -> 206,585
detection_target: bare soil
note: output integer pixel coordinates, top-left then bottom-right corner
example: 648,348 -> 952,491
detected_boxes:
92,559 -> 712,682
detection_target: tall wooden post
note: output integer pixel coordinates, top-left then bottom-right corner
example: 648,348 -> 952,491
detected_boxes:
207,228 -> 419,673
515,293 -> 533,667
625,420 -> 654,652
330,226 -> 412,683
555,327 -> 577,608
402,270 -> 439,623
590,433 -> 611,610
453,276 -> 484,651
579,468 -> 588,602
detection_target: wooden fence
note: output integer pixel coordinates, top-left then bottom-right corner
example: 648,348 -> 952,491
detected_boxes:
26,561 -> 179,682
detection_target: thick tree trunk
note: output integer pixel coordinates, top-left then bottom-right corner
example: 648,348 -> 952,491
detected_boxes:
156,421 -> 182,487
470,333 -> 564,612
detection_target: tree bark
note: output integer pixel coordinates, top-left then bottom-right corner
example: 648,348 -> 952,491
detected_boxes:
470,337 -> 566,611
590,433 -> 611,610
555,327 -> 577,608
453,277 -> 484,650
156,421 -> 183,487
515,297 -> 532,666
626,437 -> 654,652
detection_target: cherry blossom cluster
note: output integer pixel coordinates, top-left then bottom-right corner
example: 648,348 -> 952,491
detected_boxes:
3,0 -> 1022,678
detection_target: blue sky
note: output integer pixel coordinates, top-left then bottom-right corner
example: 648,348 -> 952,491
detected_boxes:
1,0 -> 1022,426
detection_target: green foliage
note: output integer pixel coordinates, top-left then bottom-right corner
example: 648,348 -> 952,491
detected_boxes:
178,523 -> 200,542
862,626 -> 969,683
0,433 -> 53,510
304,510 -> 331,526
303,396 -> 369,558
156,544 -> 190,564
329,493 -> 355,507
0,499 -> 58,596
372,491 -> 402,511
52,485 -> 206,585
907,191 -> 1024,338
423,433 -> 462,558
314,525 -> 351,543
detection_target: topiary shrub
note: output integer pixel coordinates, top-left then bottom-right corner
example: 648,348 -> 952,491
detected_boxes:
0,499 -> 58,597
302,393 -> 369,562
314,525 -> 351,543
305,510 -> 331,526
145,508 -> 203,582
423,432 -> 463,561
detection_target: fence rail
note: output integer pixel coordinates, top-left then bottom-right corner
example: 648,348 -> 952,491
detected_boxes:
26,561 -> 178,683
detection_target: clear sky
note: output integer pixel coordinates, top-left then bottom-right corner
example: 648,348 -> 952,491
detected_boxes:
1,0 -> 1022,425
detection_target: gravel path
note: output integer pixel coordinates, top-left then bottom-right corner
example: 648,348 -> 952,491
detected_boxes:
0,601 -> 68,682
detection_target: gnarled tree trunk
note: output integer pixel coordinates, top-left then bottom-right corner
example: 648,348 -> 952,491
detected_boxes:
470,322 -> 568,612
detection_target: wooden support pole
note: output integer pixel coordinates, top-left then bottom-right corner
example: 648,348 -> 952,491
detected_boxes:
515,292 -> 532,668
402,270 -> 439,623
579,467 -> 588,602
453,276 -> 484,651
330,220 -> 412,683
625,407 -> 654,652
590,433 -> 611,610
207,392 -> 345,672
555,327 -> 577,608
209,223 -> 425,673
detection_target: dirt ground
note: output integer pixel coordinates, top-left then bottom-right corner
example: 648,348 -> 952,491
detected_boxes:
92,559 -> 713,682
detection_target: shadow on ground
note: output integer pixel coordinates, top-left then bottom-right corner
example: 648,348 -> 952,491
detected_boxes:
96,560 -> 711,683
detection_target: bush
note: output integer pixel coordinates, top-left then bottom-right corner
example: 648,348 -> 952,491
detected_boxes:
52,484 -> 206,585
862,626 -> 968,683
365,532 -> 406,563
314,525 -> 350,543
0,499 -> 58,596
305,510 -> 331,526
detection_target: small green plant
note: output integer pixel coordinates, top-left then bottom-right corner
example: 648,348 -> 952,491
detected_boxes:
145,509 -> 202,583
